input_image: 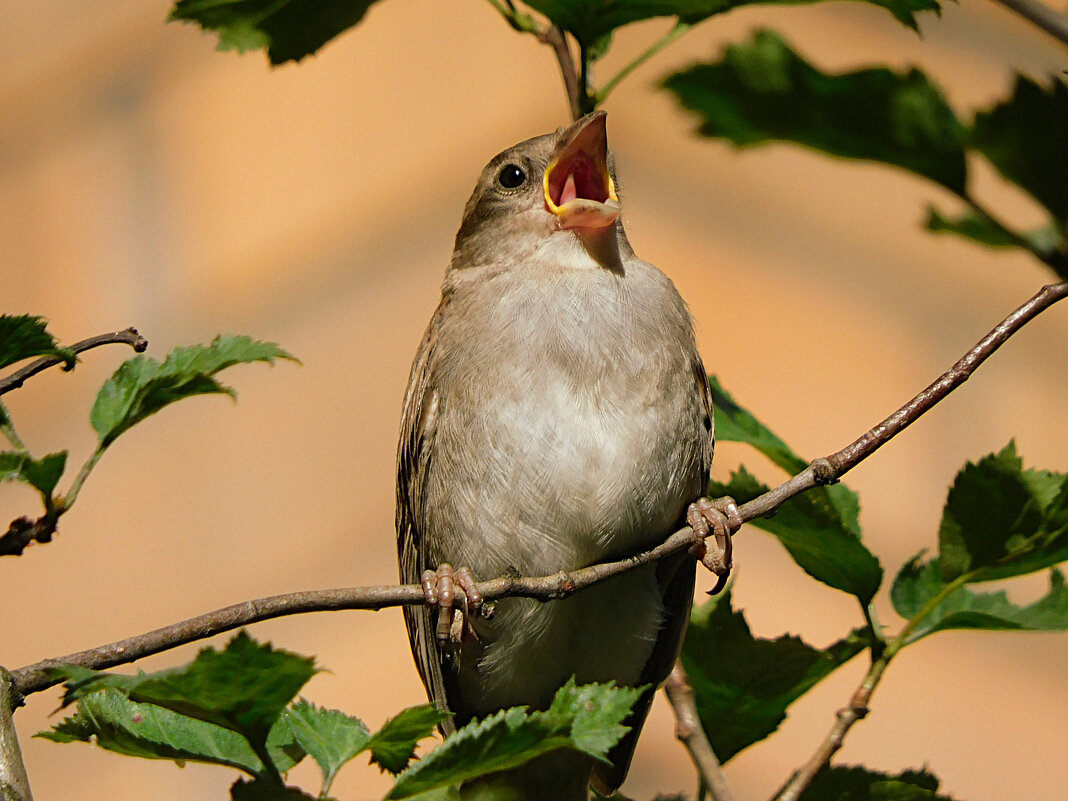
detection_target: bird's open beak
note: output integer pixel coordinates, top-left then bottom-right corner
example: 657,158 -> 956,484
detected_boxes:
544,111 -> 621,231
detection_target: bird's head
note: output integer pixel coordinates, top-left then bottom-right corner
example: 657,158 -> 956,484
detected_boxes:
450,111 -> 624,272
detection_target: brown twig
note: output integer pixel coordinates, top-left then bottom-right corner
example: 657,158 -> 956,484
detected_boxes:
538,24 -> 582,121
0,328 -> 148,396
0,514 -> 59,558
11,534 -> 697,696
0,669 -> 33,801
773,658 -> 887,801
664,663 -> 735,801
485,2 -> 582,120
10,283 -> 1068,703
737,281 -> 1068,521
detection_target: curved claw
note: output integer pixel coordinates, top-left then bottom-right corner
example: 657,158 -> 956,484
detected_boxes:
420,563 -> 482,642
687,496 -> 742,595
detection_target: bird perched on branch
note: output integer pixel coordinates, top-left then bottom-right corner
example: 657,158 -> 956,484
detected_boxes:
397,111 -> 737,800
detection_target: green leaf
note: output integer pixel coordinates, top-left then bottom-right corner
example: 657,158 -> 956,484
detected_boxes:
0,451 -> 68,497
37,688 -> 304,776
664,30 -> 966,193
402,788 -> 461,801
711,467 -> 882,602
21,451 -> 67,496
45,664 -> 140,706
284,700 -> 371,794
525,0 -> 938,43
891,558 -> 1068,643
51,632 -> 317,750
798,765 -> 959,800
936,443 -> 1068,582
971,75 -> 1068,226
0,315 -> 74,371
0,452 -> 22,482
546,679 -> 642,757
90,335 -> 296,447
925,205 -> 1021,248
587,30 -> 614,62
230,778 -> 320,801
169,0 -> 382,65
387,681 -> 640,799
924,206 -> 1066,256
681,589 -> 867,762
368,704 -> 450,775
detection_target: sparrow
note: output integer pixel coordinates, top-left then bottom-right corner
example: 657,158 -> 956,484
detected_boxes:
397,111 -> 737,800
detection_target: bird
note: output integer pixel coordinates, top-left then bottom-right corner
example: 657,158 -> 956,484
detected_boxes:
396,110 -> 737,800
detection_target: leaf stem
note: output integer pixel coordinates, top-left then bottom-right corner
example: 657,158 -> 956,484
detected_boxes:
249,736 -> 285,787
861,601 -> 887,660
959,191 -> 1064,272
0,403 -> 27,452
596,21 -> 693,104
61,444 -> 107,509
485,0 -> 540,33
887,569 -> 981,654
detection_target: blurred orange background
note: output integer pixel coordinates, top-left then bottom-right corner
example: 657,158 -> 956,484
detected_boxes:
2,2 -> 1066,799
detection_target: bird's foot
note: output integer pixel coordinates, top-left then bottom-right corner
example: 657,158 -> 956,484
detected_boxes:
687,496 -> 741,595
421,563 -> 482,643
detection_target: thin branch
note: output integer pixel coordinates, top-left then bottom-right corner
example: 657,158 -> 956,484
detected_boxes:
10,282 -> 1067,699
11,531 -> 700,696
664,663 -> 735,801
740,281 -> 1068,521
986,0 -> 1068,48
772,566 -> 983,801
539,24 -> 583,120
484,1 -> 582,119
773,354 -> 1063,801
596,21 -> 693,105
0,328 -> 148,396
773,658 -> 886,801
0,513 -> 60,558
0,402 -> 26,451
0,670 -> 33,801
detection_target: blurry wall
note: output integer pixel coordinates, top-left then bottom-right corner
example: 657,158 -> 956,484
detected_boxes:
1,1 -> 1065,799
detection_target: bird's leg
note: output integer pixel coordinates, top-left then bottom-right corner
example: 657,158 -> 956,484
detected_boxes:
421,563 -> 483,643
687,496 -> 741,595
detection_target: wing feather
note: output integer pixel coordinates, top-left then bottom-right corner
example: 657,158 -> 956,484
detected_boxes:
396,316 -> 455,730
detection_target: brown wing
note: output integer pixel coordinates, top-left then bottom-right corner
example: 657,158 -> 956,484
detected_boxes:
396,315 -> 455,731
592,357 -> 714,792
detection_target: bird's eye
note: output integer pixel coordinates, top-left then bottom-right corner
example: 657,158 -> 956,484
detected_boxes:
497,164 -> 526,189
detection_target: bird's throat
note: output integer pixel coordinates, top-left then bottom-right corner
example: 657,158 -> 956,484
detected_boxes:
576,226 -> 624,275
